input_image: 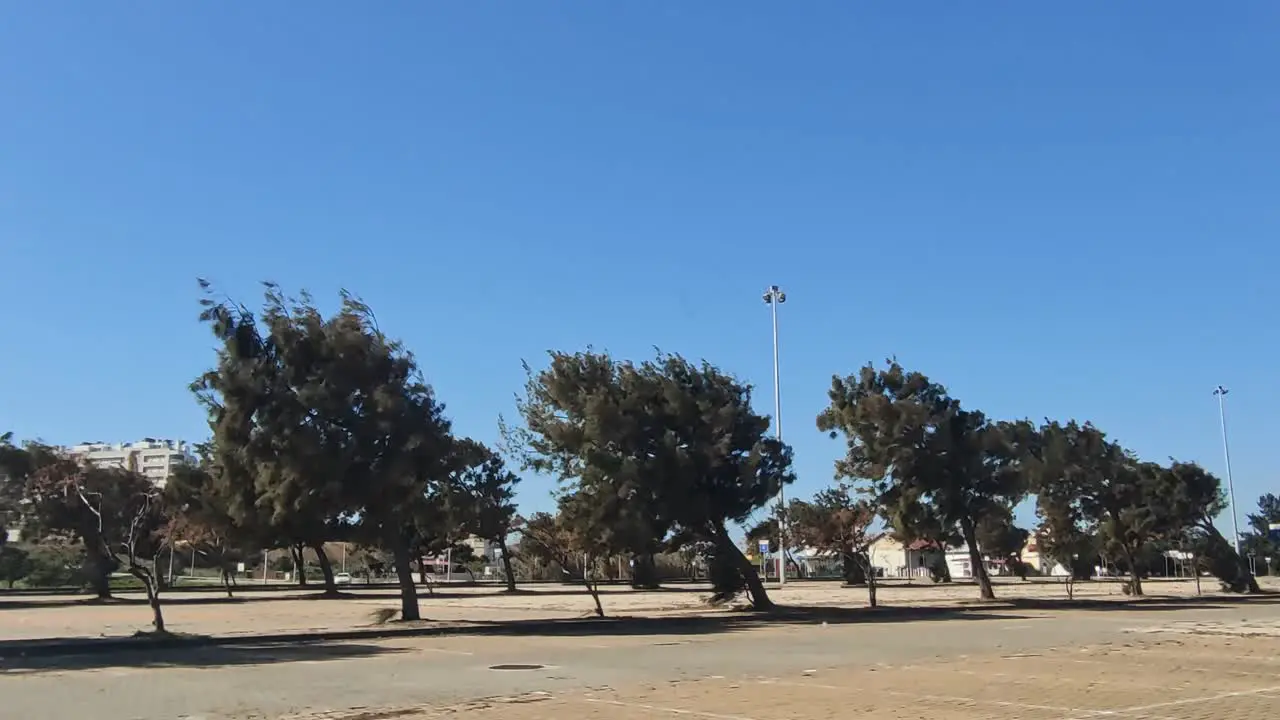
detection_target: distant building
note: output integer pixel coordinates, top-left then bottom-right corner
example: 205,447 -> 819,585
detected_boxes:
67,439 -> 193,487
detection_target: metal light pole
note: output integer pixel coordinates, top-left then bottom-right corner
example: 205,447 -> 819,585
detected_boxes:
1213,386 -> 1242,555
763,285 -> 787,586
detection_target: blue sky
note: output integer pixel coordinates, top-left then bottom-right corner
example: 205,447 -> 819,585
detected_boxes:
1,4 -> 1276,534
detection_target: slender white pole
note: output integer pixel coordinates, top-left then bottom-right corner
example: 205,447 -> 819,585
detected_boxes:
261,549 -> 268,584
1214,386 -> 1242,555
768,288 -> 786,586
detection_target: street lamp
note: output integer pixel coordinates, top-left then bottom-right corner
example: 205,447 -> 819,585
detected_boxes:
762,285 -> 787,586
1212,386 -> 1242,555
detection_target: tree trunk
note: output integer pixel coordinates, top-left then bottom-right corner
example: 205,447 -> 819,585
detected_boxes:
499,542 -> 516,592
85,547 -> 113,599
857,553 -> 878,608
220,567 -> 234,598
631,552 -> 659,589
959,516 -> 996,600
128,566 -> 165,633
291,544 -> 307,586
416,556 -> 427,585
1121,545 -> 1144,597
311,542 -> 338,595
390,537 -> 421,622
716,526 -> 773,610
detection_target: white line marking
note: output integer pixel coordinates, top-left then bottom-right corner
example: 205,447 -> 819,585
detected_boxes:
583,698 -> 761,720
758,679 -> 1084,714
1060,684 -> 1280,719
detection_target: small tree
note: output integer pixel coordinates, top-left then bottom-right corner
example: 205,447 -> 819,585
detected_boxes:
28,462 -> 168,629
521,509 -> 608,617
788,486 -> 883,607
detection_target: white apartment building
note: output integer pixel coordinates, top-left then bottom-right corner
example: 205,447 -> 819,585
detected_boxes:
67,439 -> 194,487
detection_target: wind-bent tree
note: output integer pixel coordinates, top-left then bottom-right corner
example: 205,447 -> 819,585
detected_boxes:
818,361 -> 1028,600
194,281 -> 454,621
1031,421 -> 1171,597
1156,462 -> 1259,593
1240,494 -> 1280,575
509,349 -> 793,610
26,461 -> 168,627
456,440 -> 521,592
788,486 -> 883,606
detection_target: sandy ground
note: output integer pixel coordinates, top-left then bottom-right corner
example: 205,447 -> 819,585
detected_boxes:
0,577 -> 1250,642
2,594 -> 1279,720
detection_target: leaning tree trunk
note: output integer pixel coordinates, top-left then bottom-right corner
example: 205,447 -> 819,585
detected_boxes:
220,567 -> 234,598
959,516 -> 996,600
715,525 -> 773,610
390,536 -> 421,622
311,542 -> 338,595
128,564 -> 166,633
499,542 -> 517,592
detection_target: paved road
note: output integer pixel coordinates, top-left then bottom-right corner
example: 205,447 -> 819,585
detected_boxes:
3,598 -> 1278,720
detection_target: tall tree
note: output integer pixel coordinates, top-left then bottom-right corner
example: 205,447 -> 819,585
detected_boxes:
509,349 -> 793,610
1031,421 -> 1172,596
818,361 -> 1028,600
194,282 -> 453,620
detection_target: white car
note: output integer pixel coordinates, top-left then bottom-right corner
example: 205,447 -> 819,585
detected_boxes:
334,572 -> 353,585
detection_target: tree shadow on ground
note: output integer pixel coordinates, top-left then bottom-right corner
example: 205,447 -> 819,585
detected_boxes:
0,639 -> 407,674
0,584 -> 713,610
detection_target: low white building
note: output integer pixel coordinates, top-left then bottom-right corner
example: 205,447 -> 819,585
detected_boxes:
67,439 -> 193,487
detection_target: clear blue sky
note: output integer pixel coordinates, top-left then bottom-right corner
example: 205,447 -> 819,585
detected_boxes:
2,4 -> 1276,532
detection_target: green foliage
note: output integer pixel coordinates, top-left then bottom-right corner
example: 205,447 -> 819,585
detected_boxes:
817,360 -> 1028,600
0,543 -> 32,587
1240,494 -> 1280,574
975,507 -> 1030,579
194,281 -> 455,620
787,486 -> 882,604
510,349 -> 793,610
21,542 -> 86,587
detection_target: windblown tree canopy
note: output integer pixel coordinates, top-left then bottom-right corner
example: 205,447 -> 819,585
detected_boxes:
509,349 -> 794,610
1154,461 -> 1259,593
1030,421 -> 1177,596
194,281 -> 454,621
817,360 -> 1029,600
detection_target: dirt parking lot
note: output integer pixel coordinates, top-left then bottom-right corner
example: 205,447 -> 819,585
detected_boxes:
284,630 -> 1280,720
0,578 -> 1239,642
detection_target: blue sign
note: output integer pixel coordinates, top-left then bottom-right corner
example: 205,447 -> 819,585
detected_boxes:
758,540 -> 770,553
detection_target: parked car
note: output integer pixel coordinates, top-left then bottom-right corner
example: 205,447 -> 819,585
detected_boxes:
334,572 -> 353,585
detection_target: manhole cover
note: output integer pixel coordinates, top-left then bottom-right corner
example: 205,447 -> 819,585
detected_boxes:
489,664 -> 545,671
